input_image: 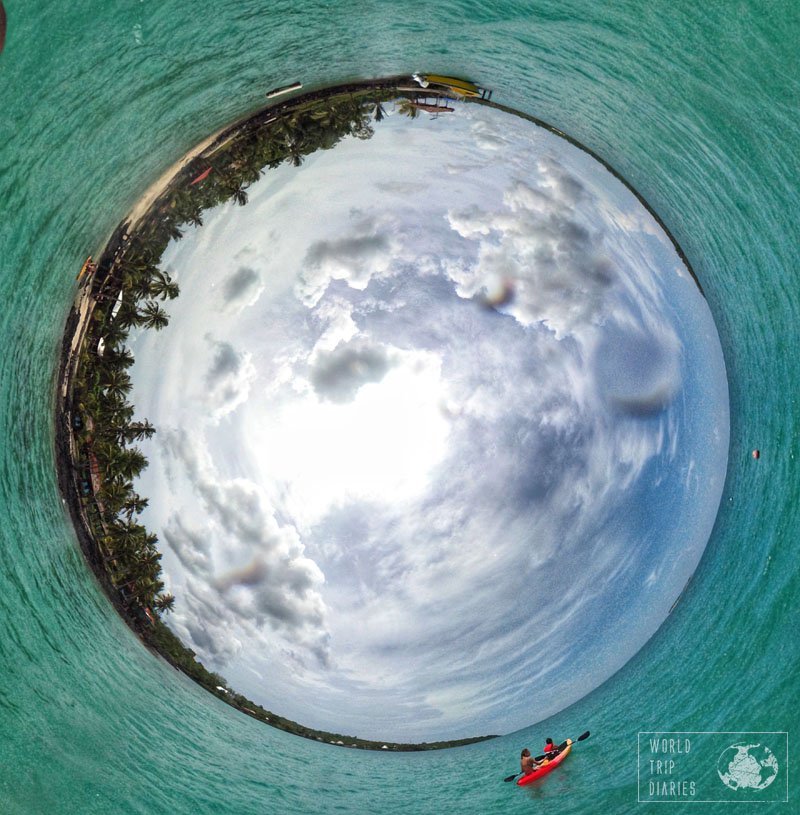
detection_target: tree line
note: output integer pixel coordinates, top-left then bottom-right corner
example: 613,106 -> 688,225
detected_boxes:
67,85 -> 493,750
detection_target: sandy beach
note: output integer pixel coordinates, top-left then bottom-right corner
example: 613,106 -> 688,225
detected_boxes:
125,75 -> 419,232
125,129 -> 226,231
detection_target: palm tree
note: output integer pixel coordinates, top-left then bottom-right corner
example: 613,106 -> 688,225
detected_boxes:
141,531 -> 159,549
124,420 -> 156,443
117,447 -> 148,480
165,220 -> 183,241
137,550 -> 163,572
154,593 -> 176,614
101,345 -> 135,369
126,272 -> 155,302
238,162 -> 262,186
148,271 -> 180,300
271,114 -> 300,147
99,478 -> 134,514
138,301 -> 169,331
186,208 -> 204,228
99,445 -> 148,481
122,493 -> 149,520
372,101 -> 386,122
231,186 -> 249,206
114,298 -> 144,331
109,520 -> 147,554
117,570 -> 164,605
125,236 -> 161,269
396,98 -> 419,119
100,368 -> 132,400
353,119 -> 374,140
130,575 -> 165,608
99,318 -> 128,349
119,256 -> 159,279
95,394 -> 135,427
172,191 -> 204,228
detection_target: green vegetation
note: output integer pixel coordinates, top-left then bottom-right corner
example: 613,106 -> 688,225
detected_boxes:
62,80 -> 496,751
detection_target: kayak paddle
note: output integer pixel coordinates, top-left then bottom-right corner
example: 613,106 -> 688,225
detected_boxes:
503,730 -> 590,782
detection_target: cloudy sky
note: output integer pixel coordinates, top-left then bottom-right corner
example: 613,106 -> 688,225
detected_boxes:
129,102 -> 729,741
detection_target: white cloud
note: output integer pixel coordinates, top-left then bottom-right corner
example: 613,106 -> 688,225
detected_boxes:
296,214 -> 401,307
221,266 -> 263,312
163,514 -> 213,576
160,429 -> 330,667
309,340 -> 395,403
310,295 -> 359,353
176,577 -> 244,665
470,116 -> 514,152
447,173 -> 616,339
203,338 -> 256,419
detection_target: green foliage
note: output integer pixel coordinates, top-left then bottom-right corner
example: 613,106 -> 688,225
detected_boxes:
138,301 -> 170,330
153,593 -> 175,613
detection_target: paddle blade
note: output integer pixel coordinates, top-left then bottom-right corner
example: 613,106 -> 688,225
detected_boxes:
503,773 -> 519,782
577,730 -> 590,742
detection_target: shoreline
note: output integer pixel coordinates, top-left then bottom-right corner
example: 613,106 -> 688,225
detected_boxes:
127,75 -> 422,232
53,74 -> 498,752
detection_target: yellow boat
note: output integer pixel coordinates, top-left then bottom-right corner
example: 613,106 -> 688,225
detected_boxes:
76,255 -> 93,281
419,74 -> 481,97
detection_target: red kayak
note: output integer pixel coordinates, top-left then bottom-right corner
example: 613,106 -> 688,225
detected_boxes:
517,739 -> 573,786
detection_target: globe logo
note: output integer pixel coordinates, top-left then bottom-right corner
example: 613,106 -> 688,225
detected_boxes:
717,743 -> 779,791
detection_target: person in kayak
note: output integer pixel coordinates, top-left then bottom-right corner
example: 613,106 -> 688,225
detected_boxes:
520,748 -> 544,774
543,738 -> 558,757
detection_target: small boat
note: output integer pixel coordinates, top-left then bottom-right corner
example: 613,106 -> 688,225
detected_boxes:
415,74 -> 482,97
76,256 -> 93,281
190,166 -> 213,185
266,82 -> 302,99
517,739 -> 573,786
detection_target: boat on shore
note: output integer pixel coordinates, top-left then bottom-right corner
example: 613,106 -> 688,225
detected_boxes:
266,81 -> 303,99
76,255 -> 94,281
413,73 -> 492,99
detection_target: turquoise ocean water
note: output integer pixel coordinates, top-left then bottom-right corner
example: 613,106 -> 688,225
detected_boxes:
1,1 -> 798,812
